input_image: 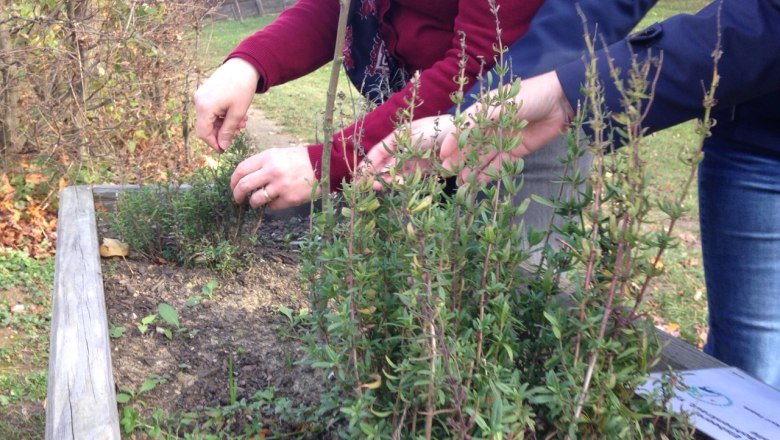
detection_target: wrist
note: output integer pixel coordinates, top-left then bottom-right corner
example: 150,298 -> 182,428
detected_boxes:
224,57 -> 262,89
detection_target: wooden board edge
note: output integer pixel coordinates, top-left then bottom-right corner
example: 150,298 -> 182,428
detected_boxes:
46,186 -> 120,440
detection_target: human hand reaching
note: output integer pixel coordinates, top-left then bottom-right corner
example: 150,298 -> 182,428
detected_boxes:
230,146 -> 319,210
194,58 -> 259,152
440,71 -> 575,182
363,71 -> 574,188
361,115 -> 456,190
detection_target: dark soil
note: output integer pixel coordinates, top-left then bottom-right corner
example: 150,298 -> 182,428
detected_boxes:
100,211 -> 329,436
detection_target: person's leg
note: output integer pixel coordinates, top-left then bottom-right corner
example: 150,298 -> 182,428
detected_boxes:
699,148 -> 780,389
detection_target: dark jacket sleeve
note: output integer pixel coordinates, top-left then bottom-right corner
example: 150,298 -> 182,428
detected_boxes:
456,0 -> 657,110
556,0 -> 780,134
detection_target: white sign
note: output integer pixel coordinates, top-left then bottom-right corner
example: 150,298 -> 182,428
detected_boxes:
641,368 -> 780,440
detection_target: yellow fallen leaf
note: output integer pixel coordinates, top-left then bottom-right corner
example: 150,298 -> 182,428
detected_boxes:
360,373 -> 382,390
100,237 -> 129,258
358,306 -> 376,315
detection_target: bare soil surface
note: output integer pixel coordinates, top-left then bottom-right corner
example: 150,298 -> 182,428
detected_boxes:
100,113 -> 330,437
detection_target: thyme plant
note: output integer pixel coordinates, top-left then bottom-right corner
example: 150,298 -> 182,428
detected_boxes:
299,21 -> 708,439
110,134 -> 263,272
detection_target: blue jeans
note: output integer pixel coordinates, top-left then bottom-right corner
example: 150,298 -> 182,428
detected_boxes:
699,147 -> 780,389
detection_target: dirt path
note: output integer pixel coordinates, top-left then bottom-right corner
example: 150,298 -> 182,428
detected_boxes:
243,107 -> 300,151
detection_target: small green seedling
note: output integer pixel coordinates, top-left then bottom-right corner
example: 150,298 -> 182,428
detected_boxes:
156,302 -> 180,340
276,305 -> 309,327
137,314 -> 157,335
185,279 -> 219,307
109,323 -> 126,339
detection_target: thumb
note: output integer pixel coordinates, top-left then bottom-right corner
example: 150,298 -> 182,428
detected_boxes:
364,135 -> 398,174
362,135 -> 399,191
217,107 -> 247,151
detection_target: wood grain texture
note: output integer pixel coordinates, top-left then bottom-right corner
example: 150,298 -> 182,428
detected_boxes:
46,186 -> 120,440
654,330 -> 726,371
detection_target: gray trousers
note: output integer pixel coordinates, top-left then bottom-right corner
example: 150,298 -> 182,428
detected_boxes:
503,134 -> 591,258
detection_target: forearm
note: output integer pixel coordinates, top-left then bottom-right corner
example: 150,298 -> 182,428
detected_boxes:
309,0 -> 543,191
458,0 -> 657,110
557,0 -> 780,134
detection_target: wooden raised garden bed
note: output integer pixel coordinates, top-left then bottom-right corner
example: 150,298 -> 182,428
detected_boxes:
45,185 -> 726,438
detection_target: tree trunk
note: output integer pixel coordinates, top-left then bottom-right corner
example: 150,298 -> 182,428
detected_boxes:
232,0 -> 244,22
0,6 -> 21,160
65,0 -> 89,159
254,0 -> 266,16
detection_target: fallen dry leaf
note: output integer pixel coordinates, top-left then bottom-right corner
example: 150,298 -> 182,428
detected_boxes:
100,237 -> 129,258
359,373 -> 382,390
656,322 -> 681,338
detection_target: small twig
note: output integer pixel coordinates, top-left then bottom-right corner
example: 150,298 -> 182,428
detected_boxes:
250,205 -> 266,237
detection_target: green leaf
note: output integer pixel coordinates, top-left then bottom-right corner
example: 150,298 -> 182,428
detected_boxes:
109,325 -> 126,339
530,194 -> 559,209
202,280 -> 218,297
139,379 -> 158,394
116,393 -> 132,404
157,303 -> 179,328
277,305 -> 293,322
544,311 -> 562,340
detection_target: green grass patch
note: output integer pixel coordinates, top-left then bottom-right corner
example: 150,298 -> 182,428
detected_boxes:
639,0 -> 711,29
197,15 -> 276,69
0,248 -> 54,439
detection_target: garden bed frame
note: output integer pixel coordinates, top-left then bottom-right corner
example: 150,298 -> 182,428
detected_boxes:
45,184 -> 726,439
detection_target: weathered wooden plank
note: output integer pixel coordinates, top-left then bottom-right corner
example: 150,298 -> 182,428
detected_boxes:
653,330 -> 726,371
46,186 -> 120,440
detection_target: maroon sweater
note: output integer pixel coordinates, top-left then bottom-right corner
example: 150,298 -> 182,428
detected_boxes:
229,0 -> 542,191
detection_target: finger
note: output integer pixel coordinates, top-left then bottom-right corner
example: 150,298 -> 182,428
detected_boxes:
248,182 -> 274,209
231,160 -> 267,204
230,153 -> 265,191
194,111 -> 221,152
217,106 -> 247,151
233,170 -> 268,206
364,135 -> 398,173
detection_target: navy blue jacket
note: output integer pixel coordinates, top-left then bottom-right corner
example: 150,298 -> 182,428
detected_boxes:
458,0 -> 658,110
557,0 -> 780,157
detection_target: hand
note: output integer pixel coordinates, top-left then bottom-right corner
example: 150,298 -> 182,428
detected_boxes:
230,146 -> 320,210
440,71 -> 575,182
194,58 -> 260,152
362,116 -> 456,190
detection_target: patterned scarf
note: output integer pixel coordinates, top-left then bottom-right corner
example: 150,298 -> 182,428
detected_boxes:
342,0 -> 409,104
